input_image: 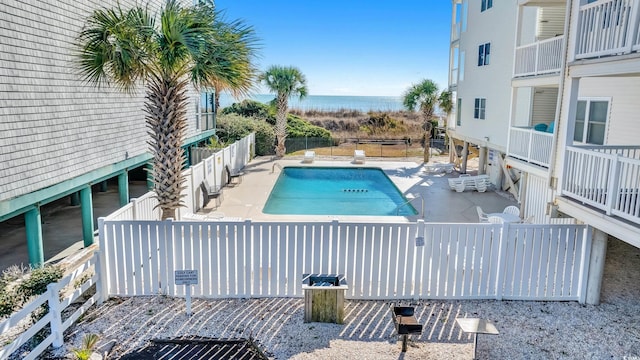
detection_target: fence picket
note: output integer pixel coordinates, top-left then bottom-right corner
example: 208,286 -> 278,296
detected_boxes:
99,220 -> 588,302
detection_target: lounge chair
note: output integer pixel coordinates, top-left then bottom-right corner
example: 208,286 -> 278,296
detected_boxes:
354,149 -> 366,164
200,180 -> 222,208
225,165 -> 244,185
303,150 -> 315,163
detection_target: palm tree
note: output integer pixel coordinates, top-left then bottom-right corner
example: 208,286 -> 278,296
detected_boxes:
403,79 -> 447,163
209,16 -> 260,112
259,65 -> 308,157
76,1 -> 257,219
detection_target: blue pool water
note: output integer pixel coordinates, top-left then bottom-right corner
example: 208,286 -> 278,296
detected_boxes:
263,167 -> 418,216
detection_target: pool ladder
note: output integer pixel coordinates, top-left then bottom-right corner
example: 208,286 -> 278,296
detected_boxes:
395,194 -> 424,218
271,163 -> 283,174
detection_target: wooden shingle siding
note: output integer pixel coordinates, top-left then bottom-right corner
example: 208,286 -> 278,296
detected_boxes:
0,0 -> 201,202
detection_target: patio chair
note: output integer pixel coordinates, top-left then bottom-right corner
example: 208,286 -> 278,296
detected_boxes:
303,150 -> 315,163
225,165 -> 244,185
488,215 -> 504,224
200,180 -> 222,208
354,149 -> 366,164
476,206 -> 489,223
503,205 -> 520,217
521,215 -> 535,224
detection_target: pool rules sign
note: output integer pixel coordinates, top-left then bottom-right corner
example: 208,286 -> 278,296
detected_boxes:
175,270 -> 198,316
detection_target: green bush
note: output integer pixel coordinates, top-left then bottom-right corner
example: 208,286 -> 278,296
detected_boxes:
217,114 -> 275,156
17,265 -> 64,302
221,99 -> 275,123
359,112 -> 407,135
0,265 -> 63,318
286,114 -> 332,138
0,292 -> 18,318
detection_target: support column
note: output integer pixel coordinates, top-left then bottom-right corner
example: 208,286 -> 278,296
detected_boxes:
146,163 -> 154,190
80,186 -> 94,247
99,180 -> 108,192
586,228 -> 608,305
478,146 -> 487,175
118,172 -> 129,207
70,192 -> 80,206
25,207 -> 44,267
461,141 -> 469,174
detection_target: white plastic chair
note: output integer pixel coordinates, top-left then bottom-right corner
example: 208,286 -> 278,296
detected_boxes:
354,149 -> 366,164
476,206 -> 489,223
488,215 -> 504,224
503,205 -> 520,216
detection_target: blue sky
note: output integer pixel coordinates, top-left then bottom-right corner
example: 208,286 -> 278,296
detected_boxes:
214,1 -> 452,97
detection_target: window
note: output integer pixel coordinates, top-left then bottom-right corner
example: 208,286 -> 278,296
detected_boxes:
461,0 -> 468,32
474,98 -> 486,120
573,99 -> 609,145
456,98 -> 462,126
478,43 -> 490,66
481,0 -> 493,12
459,51 -> 465,81
199,92 -> 216,130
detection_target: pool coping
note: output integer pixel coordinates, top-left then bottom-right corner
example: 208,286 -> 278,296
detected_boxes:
201,156 -> 518,224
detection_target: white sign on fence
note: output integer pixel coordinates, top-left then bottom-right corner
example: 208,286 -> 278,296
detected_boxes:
175,270 -> 198,285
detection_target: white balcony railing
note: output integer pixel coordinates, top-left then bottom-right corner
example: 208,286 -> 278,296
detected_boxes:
449,66 -> 458,87
508,127 -> 554,167
562,145 -> 640,225
451,22 -> 461,42
575,0 -> 640,59
514,35 -> 565,77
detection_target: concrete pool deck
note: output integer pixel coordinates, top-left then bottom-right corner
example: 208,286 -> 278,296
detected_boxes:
200,155 -> 518,223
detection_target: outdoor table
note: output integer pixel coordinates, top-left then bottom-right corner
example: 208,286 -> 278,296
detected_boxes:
455,318 -> 499,360
487,213 -> 520,223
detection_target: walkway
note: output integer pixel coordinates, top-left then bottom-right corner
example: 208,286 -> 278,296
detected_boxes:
203,155 -> 517,223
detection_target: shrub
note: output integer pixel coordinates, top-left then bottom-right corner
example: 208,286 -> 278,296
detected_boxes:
17,265 -> 64,302
72,333 -> 99,360
359,112 -> 407,136
286,114 -> 332,138
0,292 -> 18,318
221,99 -> 275,123
217,114 -> 275,156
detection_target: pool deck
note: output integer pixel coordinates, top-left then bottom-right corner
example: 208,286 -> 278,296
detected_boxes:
201,155 -> 518,223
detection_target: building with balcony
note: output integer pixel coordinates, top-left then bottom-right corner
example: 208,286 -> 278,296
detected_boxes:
0,0 -> 216,267
447,0 -> 533,192
554,0 -> 640,249
504,0 -> 640,245
449,0 -> 640,303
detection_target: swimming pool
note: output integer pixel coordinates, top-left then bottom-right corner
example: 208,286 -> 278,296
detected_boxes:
263,167 -> 418,216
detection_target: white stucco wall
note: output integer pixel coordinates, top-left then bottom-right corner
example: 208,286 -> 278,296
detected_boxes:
451,1 -> 519,150
0,0 -> 201,202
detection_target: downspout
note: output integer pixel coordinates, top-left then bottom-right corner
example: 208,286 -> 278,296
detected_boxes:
546,0 -> 574,216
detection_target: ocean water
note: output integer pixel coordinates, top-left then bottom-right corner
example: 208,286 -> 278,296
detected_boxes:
218,93 -> 404,112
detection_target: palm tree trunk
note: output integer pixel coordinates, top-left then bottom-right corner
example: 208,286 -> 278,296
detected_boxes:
214,86 -> 221,113
275,94 -> 288,157
145,74 -> 188,220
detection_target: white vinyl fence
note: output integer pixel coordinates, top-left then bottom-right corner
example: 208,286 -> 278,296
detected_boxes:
98,219 -> 592,303
0,254 -> 100,360
107,133 -> 255,222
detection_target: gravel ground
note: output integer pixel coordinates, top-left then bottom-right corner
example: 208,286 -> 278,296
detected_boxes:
53,237 -> 640,359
